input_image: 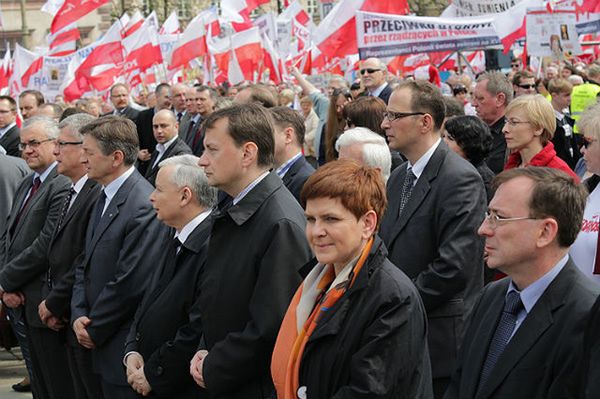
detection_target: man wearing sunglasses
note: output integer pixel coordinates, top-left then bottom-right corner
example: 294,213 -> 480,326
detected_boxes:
359,57 -> 392,104
512,70 -> 537,98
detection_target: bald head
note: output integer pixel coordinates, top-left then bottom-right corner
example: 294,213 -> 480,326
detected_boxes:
153,109 -> 179,144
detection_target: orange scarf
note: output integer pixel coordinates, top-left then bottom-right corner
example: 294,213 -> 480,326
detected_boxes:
271,237 -> 374,399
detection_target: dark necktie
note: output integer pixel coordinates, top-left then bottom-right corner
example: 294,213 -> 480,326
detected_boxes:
90,190 -> 107,237
185,120 -> 196,144
398,167 -> 416,218
56,187 -> 76,232
177,112 -> 183,122
192,125 -> 204,151
10,177 -> 41,236
477,290 -> 524,393
152,237 -> 181,295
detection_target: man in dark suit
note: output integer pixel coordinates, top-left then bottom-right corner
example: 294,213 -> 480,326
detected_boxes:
190,104 -> 312,398
186,86 -> 218,156
444,167 -> 598,399
0,150 -> 29,234
19,90 -> 45,120
379,80 -> 487,398
360,57 -> 393,104
0,116 -> 71,396
0,96 -> 21,157
36,113 -> 103,399
548,78 -> 581,169
125,154 -> 216,398
135,83 -> 172,175
270,106 -> 315,203
144,110 -> 192,186
104,83 -> 140,121
71,115 -> 161,399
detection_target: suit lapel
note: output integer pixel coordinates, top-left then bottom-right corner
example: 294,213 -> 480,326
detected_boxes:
282,157 -> 302,185
7,174 -> 33,239
52,180 -> 98,242
11,168 -> 57,239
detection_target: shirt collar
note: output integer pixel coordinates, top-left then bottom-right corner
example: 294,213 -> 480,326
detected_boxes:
408,138 -> 442,180
156,135 -> 178,153
0,122 -> 16,138
276,152 -> 302,178
554,109 -> 565,120
233,171 -> 270,206
507,254 -> 569,314
37,161 -> 58,183
103,166 -> 135,204
175,208 -> 212,244
72,175 -> 89,194
370,82 -> 388,98
0,145 -> 5,155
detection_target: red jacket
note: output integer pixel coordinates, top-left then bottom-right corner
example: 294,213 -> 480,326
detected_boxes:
504,142 -> 579,181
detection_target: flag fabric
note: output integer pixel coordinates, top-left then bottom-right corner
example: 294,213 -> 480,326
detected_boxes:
42,0 -> 64,15
222,0 -> 270,31
50,0 -> 109,34
230,27 -> 262,83
261,34 -> 283,84
9,45 -> 44,95
160,10 -> 181,34
169,13 -> 208,70
122,9 -> 144,37
0,49 -> 12,93
122,11 -> 163,75
47,23 -> 80,56
492,0 -> 539,52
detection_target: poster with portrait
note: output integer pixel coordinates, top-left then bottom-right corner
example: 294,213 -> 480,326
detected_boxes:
526,7 -> 582,60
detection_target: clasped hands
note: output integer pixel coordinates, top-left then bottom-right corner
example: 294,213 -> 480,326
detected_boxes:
126,352 -> 152,396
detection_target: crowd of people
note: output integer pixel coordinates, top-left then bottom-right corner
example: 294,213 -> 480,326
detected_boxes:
1,54 -> 600,399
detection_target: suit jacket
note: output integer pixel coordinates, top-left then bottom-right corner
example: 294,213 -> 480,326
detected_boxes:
552,115 -> 581,170
43,179 -> 102,322
379,140 -> 487,380
103,106 -> 140,123
0,154 -> 29,234
581,292 -> 600,399
0,124 -> 20,157
144,137 -> 193,186
71,169 -> 161,385
0,166 -> 71,327
198,172 -> 312,399
444,260 -> 600,399
378,84 -> 393,104
125,215 -> 213,398
185,117 -> 206,157
178,112 -> 194,142
281,155 -> 315,204
135,108 -> 157,152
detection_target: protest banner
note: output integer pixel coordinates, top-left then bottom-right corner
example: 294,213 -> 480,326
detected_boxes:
526,8 -> 582,59
355,11 -> 500,59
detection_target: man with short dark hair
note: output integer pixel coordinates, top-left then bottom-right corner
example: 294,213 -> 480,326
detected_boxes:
186,86 -> 218,155
105,84 -> 140,123
233,84 -> 277,108
19,90 -> 45,120
269,106 -> 314,203
72,115 -> 161,399
512,70 -> 536,97
445,167 -> 599,399
380,80 -> 486,398
0,95 -> 20,156
190,104 -> 312,398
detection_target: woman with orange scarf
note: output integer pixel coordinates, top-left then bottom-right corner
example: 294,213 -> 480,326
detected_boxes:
271,160 -> 433,399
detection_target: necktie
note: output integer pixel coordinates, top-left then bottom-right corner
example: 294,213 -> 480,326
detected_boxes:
192,126 -> 204,151
398,168 -> 416,218
152,237 -> 181,296
10,177 -> 41,236
177,112 -> 183,122
91,190 -> 106,237
477,291 -> 524,393
56,187 -> 76,232
185,120 -> 196,144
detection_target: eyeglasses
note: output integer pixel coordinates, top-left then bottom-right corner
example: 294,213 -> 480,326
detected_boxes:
517,84 -> 536,89
18,138 -> 55,151
511,63 -> 520,68
360,68 -> 381,75
484,211 -> 537,229
56,140 -> 83,148
504,118 -> 531,127
383,111 -> 425,122
583,137 -> 598,148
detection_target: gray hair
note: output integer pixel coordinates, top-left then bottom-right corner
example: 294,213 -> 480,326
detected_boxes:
477,71 -> 513,106
335,127 -> 392,182
578,103 -> 600,141
59,113 -> 96,140
158,154 -> 217,209
23,116 -> 59,139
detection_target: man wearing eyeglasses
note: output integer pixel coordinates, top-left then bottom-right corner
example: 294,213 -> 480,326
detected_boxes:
0,116 -> 71,397
0,96 -> 20,157
512,71 -> 537,98
359,57 -> 392,104
104,83 -> 140,123
380,80 -> 486,398
445,167 -> 598,399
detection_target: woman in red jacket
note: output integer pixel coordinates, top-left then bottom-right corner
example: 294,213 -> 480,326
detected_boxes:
503,94 -> 578,180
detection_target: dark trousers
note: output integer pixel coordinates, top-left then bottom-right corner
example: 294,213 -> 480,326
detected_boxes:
28,326 -> 76,399
6,307 -> 34,382
101,379 -> 140,399
66,340 -> 103,399
434,377 -> 451,399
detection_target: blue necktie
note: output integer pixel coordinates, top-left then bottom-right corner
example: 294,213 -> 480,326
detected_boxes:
477,290 -> 524,393
91,191 -> 106,237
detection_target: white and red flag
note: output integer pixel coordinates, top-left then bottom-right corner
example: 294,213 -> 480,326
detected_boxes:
0,49 -> 12,93
313,0 -> 409,58
50,0 -> 109,34
261,34 -> 283,84
9,44 -> 44,95
47,23 -> 80,56
230,27 -> 262,84
169,13 -> 208,70
160,10 -> 181,34
221,0 -> 270,31
122,11 -> 163,75
122,9 -> 144,37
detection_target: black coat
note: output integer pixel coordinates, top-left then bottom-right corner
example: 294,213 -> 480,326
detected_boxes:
103,106 -> 140,123
0,124 -> 20,157
136,108 -> 157,152
298,236 -> 433,399
444,260 -> 599,399
581,291 -> 600,398
198,172 -> 312,399
486,118 -> 507,174
281,155 -> 315,204
552,115 -> 581,170
125,215 -> 213,398
378,84 -> 393,104
144,138 -> 193,186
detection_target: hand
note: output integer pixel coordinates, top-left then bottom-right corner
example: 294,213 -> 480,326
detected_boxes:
130,368 -> 151,396
125,352 -> 144,380
289,66 -> 301,78
138,149 -> 151,161
38,300 -> 52,323
73,316 -> 95,349
46,316 -> 65,331
190,350 -> 208,388
2,292 -> 24,308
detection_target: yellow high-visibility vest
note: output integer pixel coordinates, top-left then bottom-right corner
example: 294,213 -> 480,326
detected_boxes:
571,82 -> 600,133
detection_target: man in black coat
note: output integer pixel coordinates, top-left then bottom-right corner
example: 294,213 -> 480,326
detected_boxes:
190,104 -> 312,399
444,167 -> 598,399
379,81 -> 486,398
125,154 -> 217,398
360,57 -> 393,104
103,84 -> 140,122
144,110 -> 192,186
71,116 -> 161,399
0,96 -> 21,157
270,106 -> 315,203
549,78 -> 581,169
37,113 -> 103,399
0,116 -> 71,397
186,86 -> 218,156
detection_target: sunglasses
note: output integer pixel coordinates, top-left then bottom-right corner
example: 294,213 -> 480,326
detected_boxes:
518,84 -> 536,89
360,68 -> 381,75
511,64 -> 520,68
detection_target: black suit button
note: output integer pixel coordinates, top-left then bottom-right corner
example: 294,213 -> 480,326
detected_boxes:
155,366 -> 163,376
135,333 -> 141,341
166,341 -> 174,347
